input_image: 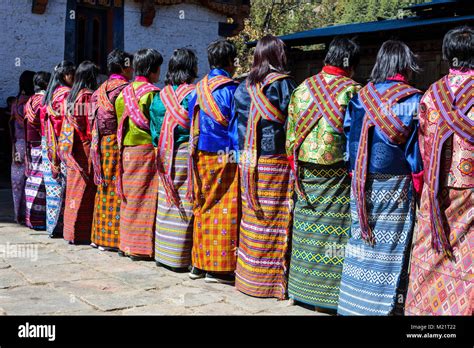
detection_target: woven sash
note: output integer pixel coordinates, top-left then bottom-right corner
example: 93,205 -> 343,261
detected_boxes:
356,82 -> 421,245
426,75 -> 473,258
90,78 -> 128,185
187,74 -> 234,203
241,72 -> 288,210
45,86 -> 70,178
24,93 -> 44,176
59,89 -> 92,181
116,82 -> 160,199
293,73 -> 354,196
157,83 -> 195,211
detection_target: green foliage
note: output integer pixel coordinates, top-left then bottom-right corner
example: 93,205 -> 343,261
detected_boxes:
231,0 -> 420,75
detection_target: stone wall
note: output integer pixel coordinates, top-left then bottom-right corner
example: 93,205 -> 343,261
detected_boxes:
124,2 -> 226,85
0,0 -> 67,106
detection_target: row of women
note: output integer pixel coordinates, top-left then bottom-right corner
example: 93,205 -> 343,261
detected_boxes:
10,25 -> 472,316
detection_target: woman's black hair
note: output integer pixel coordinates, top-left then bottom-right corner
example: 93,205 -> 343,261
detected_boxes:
370,40 -> 420,83
43,60 -> 76,105
248,34 -> 289,85
164,48 -> 198,85
33,71 -> 51,93
67,60 -> 99,104
324,37 -> 360,70
133,48 -> 163,77
207,39 -> 237,70
107,49 -> 134,75
442,25 -> 473,71
18,70 -> 36,97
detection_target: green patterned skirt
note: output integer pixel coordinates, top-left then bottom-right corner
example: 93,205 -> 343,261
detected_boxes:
288,161 -> 351,310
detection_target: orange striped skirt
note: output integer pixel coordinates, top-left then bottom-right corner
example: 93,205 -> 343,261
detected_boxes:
119,144 -> 158,257
235,155 -> 293,299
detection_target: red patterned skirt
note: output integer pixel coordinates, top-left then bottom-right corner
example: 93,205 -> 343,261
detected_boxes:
119,144 -> 158,258
63,141 -> 96,244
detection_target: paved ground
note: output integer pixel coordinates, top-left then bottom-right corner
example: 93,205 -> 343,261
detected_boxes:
0,189 -> 323,315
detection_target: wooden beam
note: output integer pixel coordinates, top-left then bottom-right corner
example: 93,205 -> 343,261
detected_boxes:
141,0 -> 155,27
31,0 -> 48,14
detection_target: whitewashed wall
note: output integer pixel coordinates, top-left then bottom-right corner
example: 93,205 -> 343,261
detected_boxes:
0,0 -> 67,106
124,2 -> 226,86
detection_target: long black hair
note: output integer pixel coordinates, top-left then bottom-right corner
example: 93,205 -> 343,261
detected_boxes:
248,35 -> 288,85
324,37 -> 360,70
43,61 -> 76,105
443,25 -> 473,71
33,71 -> 51,93
370,40 -> 420,83
18,70 -> 36,97
165,48 -> 198,85
67,60 -> 99,104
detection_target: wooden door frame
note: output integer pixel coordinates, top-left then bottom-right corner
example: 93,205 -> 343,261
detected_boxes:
64,0 -> 124,71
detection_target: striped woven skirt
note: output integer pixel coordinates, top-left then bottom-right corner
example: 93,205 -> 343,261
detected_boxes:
63,141 -> 96,244
11,139 -> 26,224
91,135 -> 121,249
405,186 -> 473,316
25,145 -> 46,230
155,142 -> 194,268
41,137 -> 66,237
337,174 -> 415,316
288,162 -> 351,310
119,144 -> 158,258
235,155 -> 292,299
191,151 -> 240,272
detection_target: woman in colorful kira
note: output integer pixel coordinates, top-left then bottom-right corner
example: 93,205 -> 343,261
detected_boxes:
42,61 -> 75,237
24,72 -> 51,230
286,37 -> 361,311
59,61 -> 98,245
187,39 -> 240,284
150,48 -> 197,271
234,35 -> 297,299
405,26 -> 473,316
89,49 -> 133,252
10,70 -> 35,225
115,49 -> 162,261
338,40 -> 423,316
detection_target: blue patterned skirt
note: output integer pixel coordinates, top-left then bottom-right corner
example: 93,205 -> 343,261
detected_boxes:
41,137 -> 66,237
337,174 -> 414,316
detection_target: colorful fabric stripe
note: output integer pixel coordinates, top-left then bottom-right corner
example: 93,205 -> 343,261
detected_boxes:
191,151 -> 240,272
292,73 -> 354,195
119,144 -> 158,257
236,154 -> 292,299
240,72 -> 288,211
90,78 -> 128,185
356,82 -> 420,245
188,74 -> 234,202
116,82 -> 159,199
91,135 -> 121,249
288,162 -> 351,309
425,75 -> 473,257
338,174 -> 415,316
24,146 -> 46,230
157,83 -> 194,210
155,142 -> 194,268
11,139 -> 26,224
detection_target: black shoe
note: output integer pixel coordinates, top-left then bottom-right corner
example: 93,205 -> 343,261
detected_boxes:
129,255 -> 153,262
205,272 -> 235,285
117,250 -> 126,257
188,266 -> 205,280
